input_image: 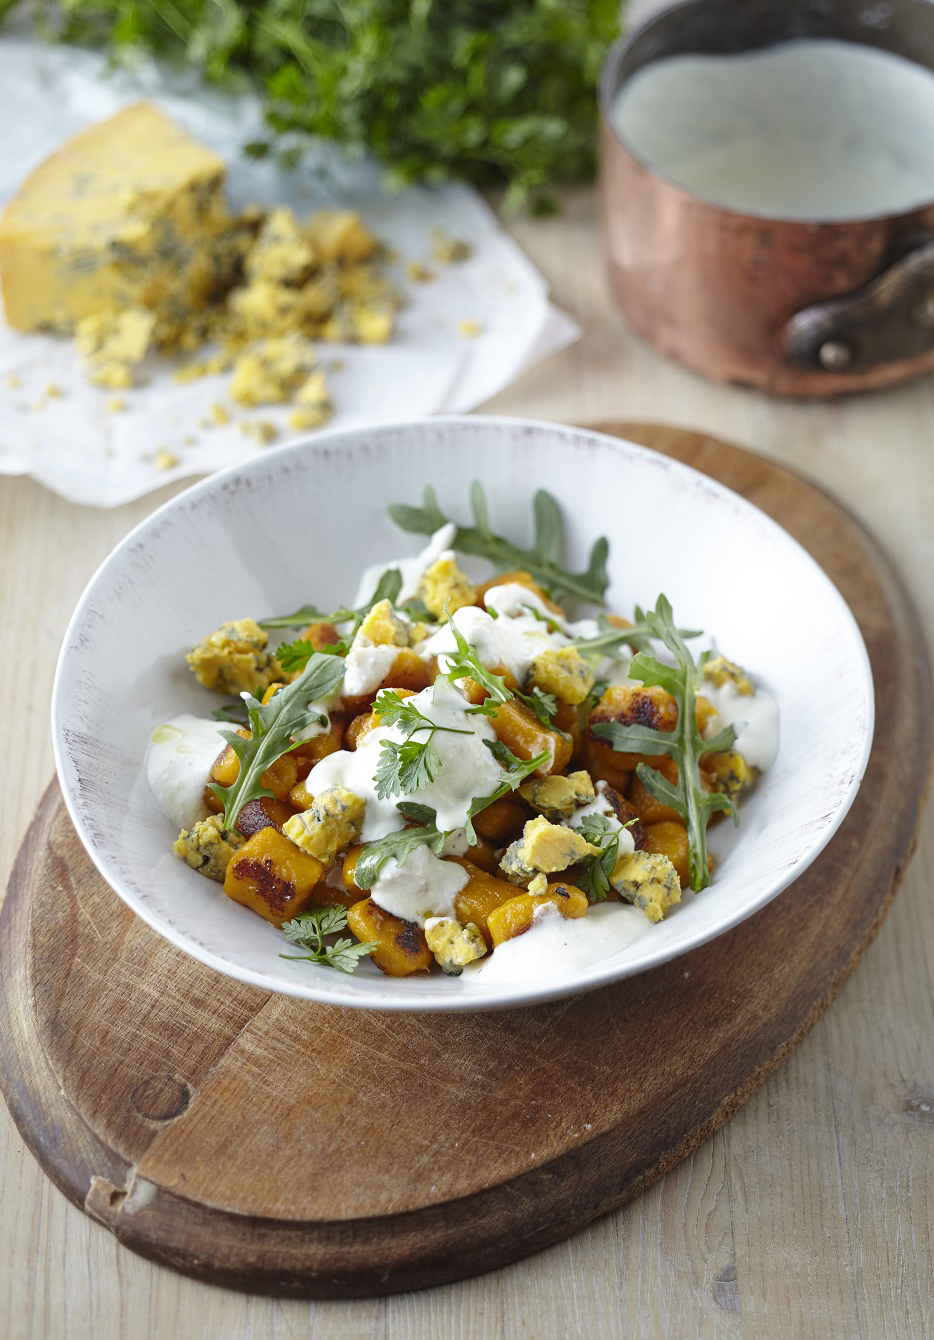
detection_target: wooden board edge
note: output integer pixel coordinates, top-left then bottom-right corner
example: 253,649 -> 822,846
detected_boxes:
0,747 -> 926,1301
0,782 -> 135,1217
1,424 -> 930,1298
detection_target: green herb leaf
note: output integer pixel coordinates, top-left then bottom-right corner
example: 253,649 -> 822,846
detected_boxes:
371,690 -> 472,799
483,738 -> 527,769
211,701 -> 250,726
395,801 -> 437,824
399,596 -> 433,623
518,685 -> 558,727
590,594 -> 738,892
274,637 -> 352,674
572,613 -> 702,657
581,677 -> 610,716
353,824 -> 446,891
374,737 -> 443,799
443,617 -> 512,702
280,905 -> 377,974
17,2 -> 619,210
372,690 -> 470,740
274,638 -> 313,674
465,741 -> 550,842
572,813 -> 638,903
259,567 -> 402,631
210,652 -> 345,830
442,621 -> 557,728
388,482 -> 609,605
574,814 -> 621,903
591,721 -> 674,757
574,812 -> 617,847
465,700 -> 501,719
283,903 -> 348,942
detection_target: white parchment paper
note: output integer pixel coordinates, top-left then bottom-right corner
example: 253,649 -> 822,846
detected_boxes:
0,40 -> 579,506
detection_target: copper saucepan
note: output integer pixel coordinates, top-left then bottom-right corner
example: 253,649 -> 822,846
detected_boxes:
599,0 -> 934,397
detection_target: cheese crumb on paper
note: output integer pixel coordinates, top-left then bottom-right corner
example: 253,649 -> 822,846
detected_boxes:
0,101 -> 402,429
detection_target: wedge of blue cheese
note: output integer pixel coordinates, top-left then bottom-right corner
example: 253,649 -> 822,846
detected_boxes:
0,102 -> 402,418
0,102 -> 248,344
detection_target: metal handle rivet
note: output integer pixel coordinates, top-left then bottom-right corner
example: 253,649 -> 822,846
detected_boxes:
818,340 -> 853,371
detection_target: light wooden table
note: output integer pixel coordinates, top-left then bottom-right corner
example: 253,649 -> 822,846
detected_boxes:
1,187 -> 932,1340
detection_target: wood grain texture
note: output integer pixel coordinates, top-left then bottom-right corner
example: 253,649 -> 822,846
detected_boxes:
2,176 -> 934,1340
1,427 -> 929,1300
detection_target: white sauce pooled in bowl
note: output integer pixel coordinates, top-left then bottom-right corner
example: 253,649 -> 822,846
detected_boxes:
370,844 -> 469,925
467,901 -> 650,985
702,682 -> 779,772
146,714 -> 224,829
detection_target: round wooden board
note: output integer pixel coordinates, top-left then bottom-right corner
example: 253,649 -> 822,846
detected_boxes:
1,424 -> 930,1300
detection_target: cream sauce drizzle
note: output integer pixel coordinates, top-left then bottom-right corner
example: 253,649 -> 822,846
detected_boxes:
611,40 -> 934,221
466,901 -> 649,985
370,844 -> 469,925
302,676 -> 505,841
146,714 -> 224,829
702,682 -> 779,771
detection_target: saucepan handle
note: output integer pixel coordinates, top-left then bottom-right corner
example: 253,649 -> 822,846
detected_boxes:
783,238 -> 934,373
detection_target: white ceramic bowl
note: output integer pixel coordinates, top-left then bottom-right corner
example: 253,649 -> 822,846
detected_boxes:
52,417 -> 874,1012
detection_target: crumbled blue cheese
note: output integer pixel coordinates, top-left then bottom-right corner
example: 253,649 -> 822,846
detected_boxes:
500,815 -> 599,884
353,523 -> 458,607
519,771 -> 595,822
424,916 -> 487,973
186,618 -> 280,695
283,785 -> 366,865
173,815 -> 244,882
609,850 -> 680,923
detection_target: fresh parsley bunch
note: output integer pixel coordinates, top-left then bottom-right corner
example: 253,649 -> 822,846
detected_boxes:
12,0 -> 621,211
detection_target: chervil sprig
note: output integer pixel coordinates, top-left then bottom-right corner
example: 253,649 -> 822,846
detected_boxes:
590,595 -> 738,892
210,652 -> 346,830
573,813 -> 635,903
274,636 -> 350,674
371,690 -> 473,800
388,481 -> 609,606
372,690 -> 467,739
258,567 -> 403,631
280,905 -> 377,974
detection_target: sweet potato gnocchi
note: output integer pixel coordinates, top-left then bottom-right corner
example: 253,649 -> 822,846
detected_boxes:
147,487 -> 778,982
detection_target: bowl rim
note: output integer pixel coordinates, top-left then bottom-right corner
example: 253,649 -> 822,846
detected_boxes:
51,414 -> 875,1012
